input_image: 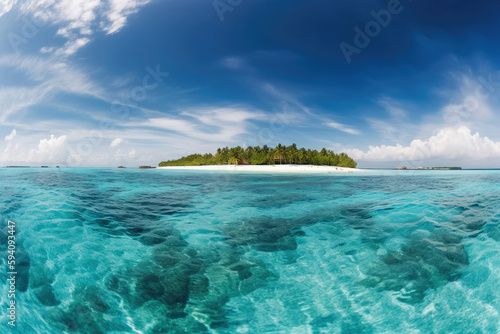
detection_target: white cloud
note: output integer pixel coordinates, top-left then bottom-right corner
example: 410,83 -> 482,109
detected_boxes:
146,118 -> 196,132
142,108 -> 266,142
33,134 -> 68,161
1,134 -> 68,163
110,137 -> 123,147
57,37 -> 91,56
439,91 -> 492,128
0,55 -> 103,122
5,129 -> 16,141
181,108 -> 265,126
344,126 -> 500,161
0,85 -> 52,122
0,0 -> 16,17
40,46 -> 55,54
426,70 -> 498,138
103,0 -> 151,35
0,125 -> 230,167
326,122 -> 359,135
13,0 -> 152,56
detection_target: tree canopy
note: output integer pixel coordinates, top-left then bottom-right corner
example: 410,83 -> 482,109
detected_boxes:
159,144 -> 357,168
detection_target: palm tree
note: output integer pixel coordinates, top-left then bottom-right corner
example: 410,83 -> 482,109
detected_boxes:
290,143 -> 298,164
299,147 -> 306,164
268,148 -> 276,165
276,144 -> 284,164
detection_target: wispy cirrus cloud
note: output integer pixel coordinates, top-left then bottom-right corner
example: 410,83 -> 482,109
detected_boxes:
0,84 -> 52,123
0,0 -> 16,17
261,83 -> 361,135
103,0 -> 152,35
141,107 -> 266,143
2,0 -> 153,56
378,96 -> 408,119
326,122 -> 359,135
364,96 -> 413,143
0,54 -> 104,122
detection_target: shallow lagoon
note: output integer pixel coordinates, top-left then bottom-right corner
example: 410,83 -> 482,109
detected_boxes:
1,168 -> 500,333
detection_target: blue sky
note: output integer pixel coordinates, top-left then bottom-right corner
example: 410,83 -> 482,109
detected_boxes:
2,0 -> 500,167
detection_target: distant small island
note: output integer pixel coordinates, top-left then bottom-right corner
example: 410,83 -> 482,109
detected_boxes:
395,166 -> 462,170
159,144 -> 357,168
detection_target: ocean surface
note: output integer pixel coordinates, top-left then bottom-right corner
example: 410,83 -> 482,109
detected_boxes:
1,168 -> 500,333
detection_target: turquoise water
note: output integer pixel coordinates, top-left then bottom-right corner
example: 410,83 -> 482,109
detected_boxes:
1,168 -> 500,333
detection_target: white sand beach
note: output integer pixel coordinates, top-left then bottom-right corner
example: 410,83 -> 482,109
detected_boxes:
158,164 -> 365,173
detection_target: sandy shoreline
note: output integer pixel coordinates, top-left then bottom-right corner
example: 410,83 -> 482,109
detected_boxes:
157,164 -> 365,173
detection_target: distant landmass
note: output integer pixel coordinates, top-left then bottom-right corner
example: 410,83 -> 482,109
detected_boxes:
159,144 -> 357,168
395,166 -> 462,170
430,167 -> 462,170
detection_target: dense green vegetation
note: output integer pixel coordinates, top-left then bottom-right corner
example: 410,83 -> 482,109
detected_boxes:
159,144 -> 357,168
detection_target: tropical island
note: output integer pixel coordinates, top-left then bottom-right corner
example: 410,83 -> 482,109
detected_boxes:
158,144 -> 359,173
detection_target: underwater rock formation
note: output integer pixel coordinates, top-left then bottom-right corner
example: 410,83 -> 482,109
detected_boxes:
30,264 -> 60,306
47,285 -> 129,334
361,232 -> 468,304
223,217 -> 307,252
96,222 -> 278,333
